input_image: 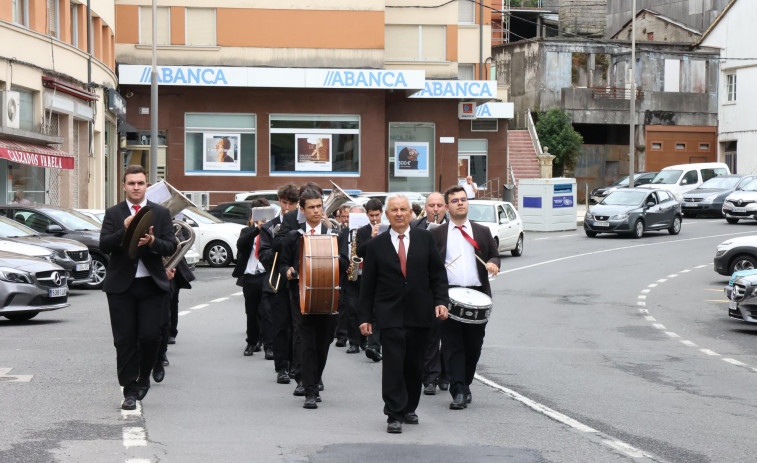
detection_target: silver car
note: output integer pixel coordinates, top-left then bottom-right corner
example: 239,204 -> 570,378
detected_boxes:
724,273 -> 757,324
0,251 -> 69,321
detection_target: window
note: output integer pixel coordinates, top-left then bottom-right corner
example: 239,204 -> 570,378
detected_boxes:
701,168 -> 720,182
656,190 -> 671,203
388,122 -> 435,192
459,0 -> 475,23
459,139 -> 487,188
498,206 -> 506,223
186,8 -> 216,46
270,115 -> 359,175
184,113 -> 256,175
12,0 -> 28,27
675,143 -> 685,150
726,73 -> 737,102
70,3 -> 78,47
699,143 -> 709,151
681,170 -> 698,185
647,32 -> 654,41
505,204 -> 517,220
47,0 -> 59,39
140,6 -> 170,45
458,64 -> 475,80
651,142 -> 662,150
664,59 -> 680,92
12,87 -> 34,131
385,25 -> 446,62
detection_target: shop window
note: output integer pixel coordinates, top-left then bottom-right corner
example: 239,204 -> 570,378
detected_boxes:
726,73 -> 736,102
675,143 -> 686,150
269,114 -> 359,175
12,0 -> 28,27
186,8 -> 216,46
184,113 -> 256,175
140,6 -> 170,45
651,142 -> 662,150
388,122 -> 435,192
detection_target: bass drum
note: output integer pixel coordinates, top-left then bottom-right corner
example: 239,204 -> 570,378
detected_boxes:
299,234 -> 340,315
448,287 -> 492,324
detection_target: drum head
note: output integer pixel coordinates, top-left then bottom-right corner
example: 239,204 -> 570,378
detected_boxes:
449,287 -> 492,308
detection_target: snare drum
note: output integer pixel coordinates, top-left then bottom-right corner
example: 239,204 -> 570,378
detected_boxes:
447,287 -> 492,324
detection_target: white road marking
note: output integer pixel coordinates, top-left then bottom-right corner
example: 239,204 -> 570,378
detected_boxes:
210,297 -> 228,303
652,323 -> 666,330
680,340 -> 698,347
641,289 -> 650,294
637,301 -> 646,306
232,291 -> 243,296
602,439 -> 650,459
644,316 -> 656,322
680,269 -> 691,273
665,332 -> 680,338
657,279 -> 667,283
667,274 -> 678,278
125,460 -> 151,463
121,401 -> 142,419
190,304 -> 209,310
694,264 -> 708,269
178,311 -> 190,316
700,349 -> 720,356
122,427 -> 146,447
723,358 -> 747,367
648,283 -> 658,288
638,295 -> 647,300
638,308 -> 649,314
0,368 -> 32,383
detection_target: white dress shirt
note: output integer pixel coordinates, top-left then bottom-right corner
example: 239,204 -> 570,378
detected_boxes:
305,222 -> 321,235
389,226 -> 410,256
445,220 -> 482,287
462,182 -> 477,199
244,232 -> 265,275
127,199 -> 150,278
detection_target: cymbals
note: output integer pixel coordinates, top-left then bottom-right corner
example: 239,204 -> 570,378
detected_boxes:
121,205 -> 154,259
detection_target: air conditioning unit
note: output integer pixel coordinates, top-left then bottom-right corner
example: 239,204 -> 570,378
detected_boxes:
1,91 -> 20,129
184,191 -> 210,210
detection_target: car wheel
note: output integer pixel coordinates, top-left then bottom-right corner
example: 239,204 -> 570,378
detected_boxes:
726,218 -> 740,224
668,216 -> 681,235
205,241 -> 233,267
730,255 -> 757,274
683,212 -> 695,218
632,220 -> 644,239
4,312 -> 39,321
511,234 -> 524,257
585,230 -> 597,238
85,254 -> 107,290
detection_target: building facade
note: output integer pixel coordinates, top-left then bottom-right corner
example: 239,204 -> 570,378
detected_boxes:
0,0 -> 119,208
114,0 -> 513,206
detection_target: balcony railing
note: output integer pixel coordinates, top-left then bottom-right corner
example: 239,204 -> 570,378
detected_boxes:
591,87 -> 644,100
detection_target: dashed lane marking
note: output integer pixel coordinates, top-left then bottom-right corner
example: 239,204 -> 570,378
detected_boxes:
700,349 -> 720,356
0,368 -> 33,383
210,297 -> 228,303
122,427 -> 147,447
189,304 -> 208,310
665,332 -> 680,338
706,299 -> 729,303
680,340 -> 698,347
178,311 -> 190,316
723,358 -> 747,367
232,291 -> 243,296
652,324 -> 666,330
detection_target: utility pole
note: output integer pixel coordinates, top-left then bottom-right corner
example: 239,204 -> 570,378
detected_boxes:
628,0 -> 636,187
149,0 -> 158,184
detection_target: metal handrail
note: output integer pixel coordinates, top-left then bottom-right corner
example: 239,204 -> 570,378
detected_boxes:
525,109 -> 543,156
591,86 -> 644,100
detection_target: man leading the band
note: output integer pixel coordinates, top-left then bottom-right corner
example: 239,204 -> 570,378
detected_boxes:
430,185 -> 499,410
359,194 -> 449,434
100,165 -> 177,411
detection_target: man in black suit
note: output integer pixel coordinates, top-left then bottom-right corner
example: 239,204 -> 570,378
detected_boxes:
355,198 -> 385,361
100,165 -> 177,411
258,184 -> 299,384
359,194 -> 449,434
280,188 -> 340,409
430,185 -> 500,410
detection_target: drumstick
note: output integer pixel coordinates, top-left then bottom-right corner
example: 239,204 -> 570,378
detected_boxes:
475,254 -> 498,279
445,254 -> 461,269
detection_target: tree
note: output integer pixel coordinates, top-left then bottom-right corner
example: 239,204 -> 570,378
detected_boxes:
534,108 -> 584,177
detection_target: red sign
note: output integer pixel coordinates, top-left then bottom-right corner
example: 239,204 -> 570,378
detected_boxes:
0,142 -> 74,170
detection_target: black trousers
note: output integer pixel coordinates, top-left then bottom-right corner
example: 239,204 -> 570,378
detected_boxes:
169,281 -> 180,338
286,285 -> 305,381
422,318 -> 445,386
298,314 -> 337,396
338,279 -> 362,346
269,289 -> 298,374
259,288 -> 274,349
380,326 -> 429,423
157,280 -> 175,362
107,277 -> 168,398
242,273 -> 266,345
441,319 -> 486,397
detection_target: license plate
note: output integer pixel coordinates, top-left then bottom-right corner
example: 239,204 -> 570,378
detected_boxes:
49,287 -> 67,297
733,207 -> 747,213
593,221 -> 610,227
729,300 -> 738,310
683,203 -> 698,208
75,263 -> 89,271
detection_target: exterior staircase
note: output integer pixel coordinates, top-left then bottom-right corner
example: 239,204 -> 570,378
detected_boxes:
507,129 -> 541,207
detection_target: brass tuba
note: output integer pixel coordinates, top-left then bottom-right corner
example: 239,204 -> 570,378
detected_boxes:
145,180 -> 197,270
323,181 -> 358,218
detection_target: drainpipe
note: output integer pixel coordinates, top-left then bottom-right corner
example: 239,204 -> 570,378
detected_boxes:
479,0 -> 484,79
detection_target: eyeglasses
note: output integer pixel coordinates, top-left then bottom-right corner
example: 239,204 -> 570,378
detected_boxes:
449,198 -> 467,204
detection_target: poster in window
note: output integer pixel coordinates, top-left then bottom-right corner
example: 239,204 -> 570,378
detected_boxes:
394,142 -> 429,178
203,133 -> 241,171
295,134 -> 332,172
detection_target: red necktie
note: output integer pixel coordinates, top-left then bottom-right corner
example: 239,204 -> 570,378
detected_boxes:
254,235 -> 260,259
132,204 -> 140,214
455,225 -> 480,251
310,229 -> 315,235
398,234 -> 406,277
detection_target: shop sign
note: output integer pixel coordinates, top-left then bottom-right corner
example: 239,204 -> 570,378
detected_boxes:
107,89 -> 126,120
409,80 -> 497,99
474,102 -> 514,119
0,148 -> 74,170
458,102 -> 476,120
310,70 -> 424,89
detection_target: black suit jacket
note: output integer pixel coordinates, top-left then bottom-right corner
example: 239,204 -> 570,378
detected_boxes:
430,221 -> 500,297
358,228 -> 448,330
100,200 -> 177,293
258,215 -> 285,294
232,225 -> 263,283
355,223 -> 380,258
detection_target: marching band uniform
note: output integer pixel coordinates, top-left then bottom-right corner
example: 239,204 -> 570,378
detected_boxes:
232,224 -> 266,356
337,227 -> 362,352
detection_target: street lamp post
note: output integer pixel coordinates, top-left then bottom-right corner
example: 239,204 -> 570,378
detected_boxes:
149,0 -> 158,184
629,0 -> 636,188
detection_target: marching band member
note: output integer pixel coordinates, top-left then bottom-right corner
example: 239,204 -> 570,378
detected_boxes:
429,185 -> 499,410
337,205 -> 368,354
411,192 -> 448,229
356,198 -> 385,361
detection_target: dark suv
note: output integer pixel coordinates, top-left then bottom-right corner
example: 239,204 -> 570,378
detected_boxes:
0,205 -> 106,289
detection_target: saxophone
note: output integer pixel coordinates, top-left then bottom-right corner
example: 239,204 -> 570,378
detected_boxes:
347,229 -> 363,281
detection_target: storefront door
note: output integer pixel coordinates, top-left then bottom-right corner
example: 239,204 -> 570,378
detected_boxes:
458,139 -> 487,187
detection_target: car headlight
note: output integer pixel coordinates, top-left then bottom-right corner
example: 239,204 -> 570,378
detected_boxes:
605,187 -> 616,195
585,211 -> 593,220
702,195 -> 718,203
612,213 -> 629,220
715,250 -> 727,257
0,267 -> 32,284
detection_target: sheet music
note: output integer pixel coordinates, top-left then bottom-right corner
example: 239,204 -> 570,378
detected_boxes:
349,213 -> 370,230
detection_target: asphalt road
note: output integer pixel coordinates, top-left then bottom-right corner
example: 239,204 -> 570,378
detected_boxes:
2,217 -> 756,462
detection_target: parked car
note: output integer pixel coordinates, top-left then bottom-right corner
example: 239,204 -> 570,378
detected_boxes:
590,172 -> 657,204
467,200 -> 524,256
76,209 -> 105,223
638,162 -> 730,200
724,271 -> 757,323
0,205 -> 106,289
0,217 -> 92,285
713,235 -> 757,275
722,177 -> 757,224
234,190 -> 281,202
0,251 -> 69,321
682,175 -> 753,218
584,188 -> 682,238
184,247 -> 200,269
208,201 -> 281,226
181,207 -> 245,267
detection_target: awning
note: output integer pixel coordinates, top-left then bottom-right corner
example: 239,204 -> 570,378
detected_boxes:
0,140 -> 75,170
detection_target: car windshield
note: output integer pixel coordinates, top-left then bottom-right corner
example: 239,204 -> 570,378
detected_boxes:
601,190 -> 647,206
650,170 -> 682,184
0,217 -> 37,237
699,176 -> 740,189
41,208 -> 101,231
741,178 -> 757,192
184,207 -> 224,224
609,175 -> 630,187
467,204 -> 496,223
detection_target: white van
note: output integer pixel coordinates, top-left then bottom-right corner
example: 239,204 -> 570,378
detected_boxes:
639,162 -> 730,200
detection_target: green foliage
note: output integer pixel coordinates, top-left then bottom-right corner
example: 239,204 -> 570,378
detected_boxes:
534,108 -> 584,176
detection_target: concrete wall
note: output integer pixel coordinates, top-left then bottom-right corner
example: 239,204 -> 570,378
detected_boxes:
613,10 -> 702,42
606,0 -> 730,38
559,0 -> 607,37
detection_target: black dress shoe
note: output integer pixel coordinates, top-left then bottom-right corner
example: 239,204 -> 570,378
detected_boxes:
438,379 -> 450,391
315,394 -> 322,403
386,421 -> 402,434
264,347 -> 274,360
161,353 -> 169,366
293,383 -> 306,396
423,383 -> 436,395
253,341 -> 262,352
303,395 -> 318,409
121,396 -> 137,410
360,342 -> 367,351
346,345 -> 360,354
318,380 -> 324,391
449,393 -> 467,410
244,344 -> 254,356
276,370 -> 291,384
365,347 -> 382,362
167,336 -> 176,345
152,365 -> 165,383
136,386 -> 150,401
404,412 -> 419,424
335,338 -> 347,347
466,393 -> 472,404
